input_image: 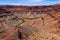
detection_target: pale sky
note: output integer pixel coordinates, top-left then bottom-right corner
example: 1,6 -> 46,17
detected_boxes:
0,0 -> 60,5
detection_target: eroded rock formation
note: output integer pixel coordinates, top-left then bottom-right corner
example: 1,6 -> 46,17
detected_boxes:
0,4 -> 60,40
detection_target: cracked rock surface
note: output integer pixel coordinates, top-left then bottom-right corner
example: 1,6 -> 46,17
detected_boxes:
0,4 -> 60,40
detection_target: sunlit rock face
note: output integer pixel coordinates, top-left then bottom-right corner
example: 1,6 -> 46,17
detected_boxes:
0,4 -> 60,40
